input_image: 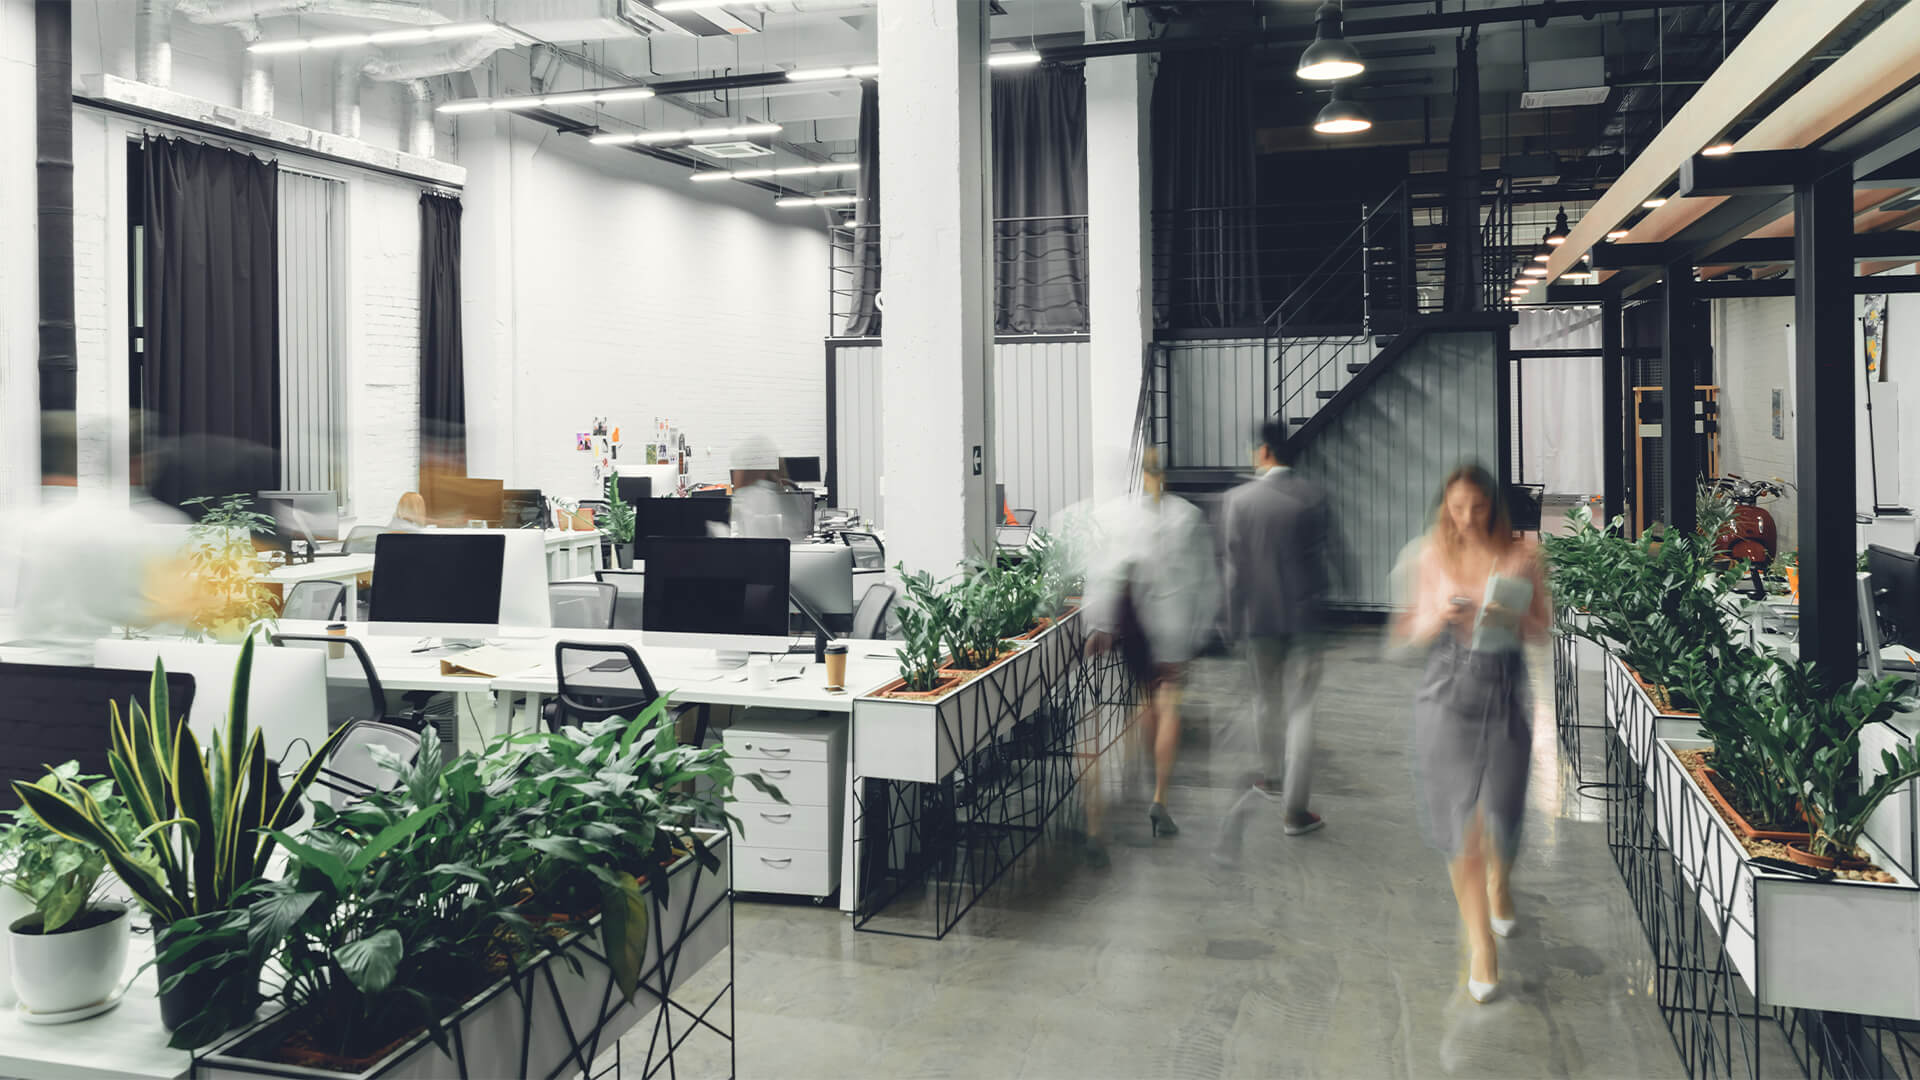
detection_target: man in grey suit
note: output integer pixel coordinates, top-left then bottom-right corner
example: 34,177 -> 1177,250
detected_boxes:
1219,420 -> 1331,850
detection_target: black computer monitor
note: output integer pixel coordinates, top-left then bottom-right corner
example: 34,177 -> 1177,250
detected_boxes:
782,456 -> 822,484
1,663 -> 197,809
644,497 -> 731,539
503,488 -> 545,529
641,537 -> 791,651
370,533 -> 506,624
616,475 -> 652,505
1868,544 -> 1920,649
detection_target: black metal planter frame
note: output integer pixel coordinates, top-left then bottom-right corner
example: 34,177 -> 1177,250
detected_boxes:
193,846 -> 735,1080
851,612 -> 1140,940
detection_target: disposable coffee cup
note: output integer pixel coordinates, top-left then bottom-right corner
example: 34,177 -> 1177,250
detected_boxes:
326,622 -> 348,660
824,643 -> 848,691
747,654 -> 773,690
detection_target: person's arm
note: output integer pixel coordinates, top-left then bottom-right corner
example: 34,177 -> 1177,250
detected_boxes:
1222,494 -> 1245,640
1394,540 -> 1465,646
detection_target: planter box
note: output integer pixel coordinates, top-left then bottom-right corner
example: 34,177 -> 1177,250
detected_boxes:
1603,652 -> 1698,775
195,831 -> 729,1080
854,610 -> 1078,784
1650,739 -> 1920,1020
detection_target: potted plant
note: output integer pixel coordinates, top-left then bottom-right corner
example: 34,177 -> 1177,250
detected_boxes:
603,472 -> 637,569
12,640 -> 353,1046
878,569 -> 956,699
181,494 -> 282,643
1673,645 -> 1807,844
0,763 -> 140,1020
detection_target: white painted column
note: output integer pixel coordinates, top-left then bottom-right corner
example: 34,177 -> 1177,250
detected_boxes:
1084,33 -> 1153,502
876,1 -> 995,574
455,111 -> 519,485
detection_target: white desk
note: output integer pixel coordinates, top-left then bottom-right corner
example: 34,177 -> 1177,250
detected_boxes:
0,935 -> 189,1080
256,553 -> 377,610
543,529 -> 603,581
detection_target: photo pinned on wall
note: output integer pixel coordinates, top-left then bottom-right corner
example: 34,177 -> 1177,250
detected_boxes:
576,433 -> 592,452
1864,294 -> 1889,383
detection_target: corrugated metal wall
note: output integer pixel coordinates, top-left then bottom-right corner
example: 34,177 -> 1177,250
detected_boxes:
1162,336 -> 1376,467
1294,329 -> 1503,610
278,170 -> 346,498
830,339 -> 1092,531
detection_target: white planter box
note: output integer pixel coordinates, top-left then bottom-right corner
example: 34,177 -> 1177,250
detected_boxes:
196,832 -> 729,1080
853,610 -> 1080,784
1603,652 -> 1698,776
1650,739 -> 1920,1020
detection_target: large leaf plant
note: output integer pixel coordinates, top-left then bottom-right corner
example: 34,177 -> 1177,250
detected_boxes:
1753,662 -> 1920,862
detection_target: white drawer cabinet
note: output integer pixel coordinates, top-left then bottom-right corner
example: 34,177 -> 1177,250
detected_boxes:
724,714 -> 845,902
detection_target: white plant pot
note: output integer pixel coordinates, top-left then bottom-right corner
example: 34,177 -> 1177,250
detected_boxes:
7,902 -> 131,1017
0,887 -> 33,1008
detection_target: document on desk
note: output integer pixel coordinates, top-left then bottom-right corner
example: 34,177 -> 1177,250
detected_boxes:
439,645 -> 527,678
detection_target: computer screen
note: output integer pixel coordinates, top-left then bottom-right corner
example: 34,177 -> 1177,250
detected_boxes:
645,497 -> 731,539
503,489 -> 545,529
0,663 -> 196,809
259,490 -> 340,542
782,456 -> 822,484
370,533 -> 506,624
641,537 -> 791,650
1869,544 -> 1920,649
790,543 -> 854,635
616,475 -> 652,505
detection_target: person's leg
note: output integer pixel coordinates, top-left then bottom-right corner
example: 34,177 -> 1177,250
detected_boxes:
1280,639 -> 1324,825
1487,850 -> 1514,924
1248,638 -> 1286,787
1450,810 -> 1497,989
1151,679 -> 1182,806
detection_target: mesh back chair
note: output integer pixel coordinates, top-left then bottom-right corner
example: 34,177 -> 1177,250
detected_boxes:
270,634 -> 393,735
315,721 -> 422,806
1011,508 -> 1037,527
1508,484 -> 1545,534
841,530 -> 886,570
851,582 -> 896,640
594,569 -> 646,630
342,525 -> 394,554
549,581 -> 617,630
283,580 -> 348,621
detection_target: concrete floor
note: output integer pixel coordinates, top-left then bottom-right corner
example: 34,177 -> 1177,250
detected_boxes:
616,629 -> 1688,1079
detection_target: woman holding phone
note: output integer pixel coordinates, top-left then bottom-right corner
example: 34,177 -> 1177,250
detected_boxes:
1395,463 -> 1550,1004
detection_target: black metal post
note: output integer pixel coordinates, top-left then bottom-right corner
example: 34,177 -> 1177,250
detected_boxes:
1662,265 -> 1698,536
1602,296 -> 1627,524
36,0 -> 76,483
1795,166 -> 1856,689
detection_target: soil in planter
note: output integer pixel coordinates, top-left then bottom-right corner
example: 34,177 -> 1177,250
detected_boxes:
1677,749 -> 1895,884
7,905 -> 124,935
874,673 -> 964,700
1624,663 -> 1696,715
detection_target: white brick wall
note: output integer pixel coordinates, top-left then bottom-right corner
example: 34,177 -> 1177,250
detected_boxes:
345,178 -> 423,523
1711,296 -> 1799,550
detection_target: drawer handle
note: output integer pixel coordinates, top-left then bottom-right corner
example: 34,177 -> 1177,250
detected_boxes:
762,768 -> 792,780
760,745 -> 792,757
759,856 -> 792,868
759,811 -> 793,823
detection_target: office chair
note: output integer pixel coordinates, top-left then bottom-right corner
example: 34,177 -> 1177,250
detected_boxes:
283,580 -> 348,621
314,720 -> 422,806
594,569 -> 645,630
841,530 -> 886,570
550,642 -> 706,746
1508,484 -> 1545,534
269,634 -> 436,737
1012,508 -> 1037,527
851,583 -> 897,640
549,581 -> 617,630
342,525 -> 394,555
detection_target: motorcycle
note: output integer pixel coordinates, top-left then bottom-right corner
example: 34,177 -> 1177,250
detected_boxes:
1706,474 -> 1794,595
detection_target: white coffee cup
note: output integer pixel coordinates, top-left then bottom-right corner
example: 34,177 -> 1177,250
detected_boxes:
747,654 -> 773,690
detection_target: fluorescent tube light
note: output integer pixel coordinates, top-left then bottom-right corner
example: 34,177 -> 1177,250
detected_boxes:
654,0 -> 740,10
776,195 -> 860,208
691,162 -> 859,183
439,86 -> 655,114
786,64 -> 880,82
251,21 -> 499,55
989,51 -> 1042,68
590,122 -> 781,146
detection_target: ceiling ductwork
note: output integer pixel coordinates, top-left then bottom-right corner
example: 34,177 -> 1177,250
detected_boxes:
360,30 -> 515,81
173,0 -> 448,25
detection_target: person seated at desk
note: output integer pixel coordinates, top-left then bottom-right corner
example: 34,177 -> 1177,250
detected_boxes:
728,435 -> 805,539
389,491 -> 432,531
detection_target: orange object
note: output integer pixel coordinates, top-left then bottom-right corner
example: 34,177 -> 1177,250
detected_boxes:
1786,566 -> 1799,600
1003,498 -> 1017,526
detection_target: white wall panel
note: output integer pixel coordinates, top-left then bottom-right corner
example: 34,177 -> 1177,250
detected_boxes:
278,170 -> 345,497
833,344 -> 884,528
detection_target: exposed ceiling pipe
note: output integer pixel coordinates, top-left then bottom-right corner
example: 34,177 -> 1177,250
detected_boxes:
241,41 -> 274,115
333,52 -> 363,137
174,0 -> 445,25
136,0 -> 172,88
360,31 -> 511,82
402,79 -> 434,158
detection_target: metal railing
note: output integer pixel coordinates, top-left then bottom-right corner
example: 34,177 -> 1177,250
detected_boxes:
828,215 -> 1090,337
1150,201 -> 1368,331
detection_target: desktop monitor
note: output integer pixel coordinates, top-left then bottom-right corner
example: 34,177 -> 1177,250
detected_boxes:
1,663 -> 196,809
645,497 -> 732,539
790,543 -> 854,636
782,456 -> 822,484
259,490 -> 340,542
370,533 -> 506,624
641,537 -> 791,651
616,475 -> 652,505
1868,544 -> 1920,650
503,488 -> 545,529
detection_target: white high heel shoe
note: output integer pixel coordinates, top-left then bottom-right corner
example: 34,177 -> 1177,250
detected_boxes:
1468,978 -> 1499,1004
1490,913 -> 1516,939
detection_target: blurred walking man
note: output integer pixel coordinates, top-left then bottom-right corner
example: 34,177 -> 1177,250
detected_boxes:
1216,421 -> 1331,861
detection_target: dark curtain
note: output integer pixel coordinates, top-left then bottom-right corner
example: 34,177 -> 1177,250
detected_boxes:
419,192 -> 467,478
1442,32 -> 1484,313
1151,49 -> 1261,329
992,65 -> 1088,334
141,136 -> 280,506
843,81 -> 882,337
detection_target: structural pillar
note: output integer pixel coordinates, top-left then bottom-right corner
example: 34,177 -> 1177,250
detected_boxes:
1794,165 -> 1855,688
1601,296 -> 1626,525
1084,11 -> 1152,501
1661,265 -> 1698,536
876,0 -> 995,573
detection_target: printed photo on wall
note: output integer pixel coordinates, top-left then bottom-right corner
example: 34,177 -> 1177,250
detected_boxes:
576,433 -> 592,451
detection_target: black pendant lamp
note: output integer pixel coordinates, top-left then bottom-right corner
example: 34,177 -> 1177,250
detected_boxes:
1313,83 -> 1371,135
1297,1 -> 1365,82
1545,206 -> 1571,246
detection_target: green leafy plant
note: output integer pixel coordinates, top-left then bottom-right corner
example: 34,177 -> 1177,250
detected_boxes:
894,567 -> 951,692
0,764 -> 141,933
1675,646 -> 1802,829
602,472 -> 637,546
1754,663 -> 1920,862
1696,475 -> 1738,549
1779,550 -> 1798,570
182,494 -> 282,642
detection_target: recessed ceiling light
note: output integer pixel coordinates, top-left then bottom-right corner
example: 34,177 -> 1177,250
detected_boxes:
1533,252 -> 1551,263
1523,266 -> 1549,278
1643,197 -> 1668,208
1607,229 -> 1630,240
1702,143 -> 1735,156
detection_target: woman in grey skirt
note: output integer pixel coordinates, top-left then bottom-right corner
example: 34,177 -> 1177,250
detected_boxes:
1395,464 -> 1550,1004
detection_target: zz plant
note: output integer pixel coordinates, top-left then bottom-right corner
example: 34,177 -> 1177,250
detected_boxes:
894,568 -> 950,692
1754,662 -> 1920,862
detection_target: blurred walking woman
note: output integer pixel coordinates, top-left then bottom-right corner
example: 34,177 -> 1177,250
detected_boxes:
1394,464 -> 1549,1004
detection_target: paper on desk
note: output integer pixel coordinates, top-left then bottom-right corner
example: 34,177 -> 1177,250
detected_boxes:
439,645 -> 525,678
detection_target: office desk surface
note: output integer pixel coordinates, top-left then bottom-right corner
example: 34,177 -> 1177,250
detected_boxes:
256,552 -> 377,585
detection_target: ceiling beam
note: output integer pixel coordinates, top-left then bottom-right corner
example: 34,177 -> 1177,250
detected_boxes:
1547,274 -> 1920,302
1590,230 -> 1920,269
